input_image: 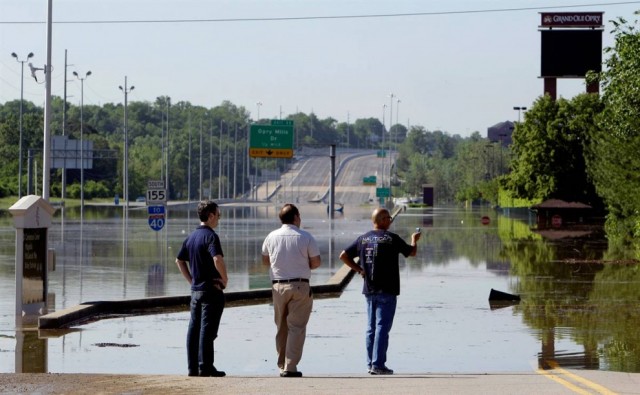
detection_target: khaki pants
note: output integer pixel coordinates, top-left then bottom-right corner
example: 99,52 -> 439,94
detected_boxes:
272,282 -> 313,372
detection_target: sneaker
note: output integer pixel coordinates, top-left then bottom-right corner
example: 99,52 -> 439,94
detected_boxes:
280,371 -> 303,378
367,366 -> 372,374
370,366 -> 394,375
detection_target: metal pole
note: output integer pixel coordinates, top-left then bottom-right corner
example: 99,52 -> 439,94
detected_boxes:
392,98 -> 400,189
209,119 -> 213,199
188,116 -> 191,203
11,52 -> 33,198
42,0 -> 53,201
119,77 -> 133,209
74,70 -> 91,215
80,78 -> 85,213
329,144 -> 336,219
388,93 -> 394,192
199,120 -> 203,201
62,49 -> 67,201
226,125 -> 230,198
233,124 -> 238,198
381,104 -> 386,188
165,98 -> 170,201
218,120 -> 223,200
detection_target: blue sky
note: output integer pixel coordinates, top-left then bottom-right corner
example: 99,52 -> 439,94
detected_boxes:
1,0 -> 639,137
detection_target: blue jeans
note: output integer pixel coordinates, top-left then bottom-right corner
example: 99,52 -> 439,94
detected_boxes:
187,289 -> 224,375
365,293 -> 397,369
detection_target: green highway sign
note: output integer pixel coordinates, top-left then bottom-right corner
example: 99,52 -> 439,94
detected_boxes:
363,175 -> 377,185
376,187 -> 391,197
250,122 -> 294,158
271,119 -> 294,126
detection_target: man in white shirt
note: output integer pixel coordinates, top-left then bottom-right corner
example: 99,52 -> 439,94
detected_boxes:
262,204 -> 321,378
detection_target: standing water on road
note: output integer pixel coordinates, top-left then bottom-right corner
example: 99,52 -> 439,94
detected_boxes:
1,203 -> 639,375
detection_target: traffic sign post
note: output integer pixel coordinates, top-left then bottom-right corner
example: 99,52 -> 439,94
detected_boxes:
376,187 -> 391,198
146,181 -> 167,231
249,121 -> 294,158
148,205 -> 165,231
146,180 -> 167,205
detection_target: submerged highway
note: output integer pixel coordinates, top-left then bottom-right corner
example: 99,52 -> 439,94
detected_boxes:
254,148 -> 396,205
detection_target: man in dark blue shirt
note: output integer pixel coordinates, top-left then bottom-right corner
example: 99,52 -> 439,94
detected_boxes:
339,207 -> 420,375
176,200 -> 228,377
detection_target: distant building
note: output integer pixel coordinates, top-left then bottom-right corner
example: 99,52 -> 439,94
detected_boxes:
487,121 -> 514,147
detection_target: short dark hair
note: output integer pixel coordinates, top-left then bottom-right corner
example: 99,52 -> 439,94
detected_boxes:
279,203 -> 299,224
197,200 -> 219,222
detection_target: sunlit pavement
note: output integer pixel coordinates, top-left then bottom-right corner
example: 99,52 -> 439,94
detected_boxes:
0,370 -> 638,394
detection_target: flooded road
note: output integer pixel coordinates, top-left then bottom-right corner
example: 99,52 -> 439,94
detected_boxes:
1,202 -> 639,375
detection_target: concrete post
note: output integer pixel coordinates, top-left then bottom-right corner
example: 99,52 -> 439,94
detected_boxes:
9,195 -> 56,327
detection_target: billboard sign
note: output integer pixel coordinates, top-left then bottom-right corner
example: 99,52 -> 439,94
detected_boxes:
540,12 -> 603,28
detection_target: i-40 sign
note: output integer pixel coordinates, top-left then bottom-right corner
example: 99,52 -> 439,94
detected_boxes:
148,205 -> 165,231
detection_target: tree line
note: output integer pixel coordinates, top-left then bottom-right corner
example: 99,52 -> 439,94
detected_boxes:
2,15 -> 640,248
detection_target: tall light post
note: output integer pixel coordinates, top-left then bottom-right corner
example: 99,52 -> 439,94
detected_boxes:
513,106 -> 527,123
381,104 -> 386,149
119,77 -> 134,208
256,101 -> 262,122
209,119 -> 213,199
218,120 -> 224,199
393,98 -> 400,185
11,52 -> 34,198
73,70 -> 91,215
388,93 -> 395,193
165,97 -> 170,201
381,104 -> 386,187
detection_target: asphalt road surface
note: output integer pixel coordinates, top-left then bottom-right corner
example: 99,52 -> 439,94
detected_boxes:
256,149 -> 393,205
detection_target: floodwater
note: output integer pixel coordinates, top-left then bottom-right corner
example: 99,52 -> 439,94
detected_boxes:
1,202 -> 639,376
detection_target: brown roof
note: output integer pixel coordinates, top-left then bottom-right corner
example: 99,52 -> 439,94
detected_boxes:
531,199 -> 592,209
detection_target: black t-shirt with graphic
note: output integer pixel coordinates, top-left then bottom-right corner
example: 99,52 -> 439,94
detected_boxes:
343,229 -> 413,296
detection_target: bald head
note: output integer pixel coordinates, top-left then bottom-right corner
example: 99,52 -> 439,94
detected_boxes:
372,208 -> 392,230
279,203 -> 300,225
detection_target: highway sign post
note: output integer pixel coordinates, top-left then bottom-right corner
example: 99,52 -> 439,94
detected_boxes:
146,180 -> 166,205
376,187 -> 391,198
148,205 -> 165,231
250,120 -> 294,158
146,180 -> 167,231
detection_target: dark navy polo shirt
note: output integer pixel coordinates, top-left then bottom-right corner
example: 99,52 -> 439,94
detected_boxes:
176,225 -> 224,292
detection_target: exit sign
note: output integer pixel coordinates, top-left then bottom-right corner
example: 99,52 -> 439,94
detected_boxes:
250,121 -> 294,158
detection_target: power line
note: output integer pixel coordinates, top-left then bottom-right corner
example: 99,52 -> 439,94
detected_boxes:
1,2 -> 639,25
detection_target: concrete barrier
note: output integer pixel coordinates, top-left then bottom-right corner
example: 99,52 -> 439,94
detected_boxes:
39,264 -> 356,329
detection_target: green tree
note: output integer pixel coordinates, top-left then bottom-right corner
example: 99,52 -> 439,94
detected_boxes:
586,15 -> 640,242
505,94 -> 602,207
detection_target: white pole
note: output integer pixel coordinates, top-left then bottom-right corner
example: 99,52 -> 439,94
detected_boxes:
42,0 -> 53,200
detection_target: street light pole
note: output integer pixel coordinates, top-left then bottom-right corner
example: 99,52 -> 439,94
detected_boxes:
199,119 -> 203,201
513,106 -> 527,123
381,104 -> 386,188
11,52 -> 34,198
73,70 -> 91,216
119,77 -> 134,208
209,119 -> 213,200
388,93 -> 395,193
218,120 -> 224,199
393,98 -> 400,187
256,102 -> 262,122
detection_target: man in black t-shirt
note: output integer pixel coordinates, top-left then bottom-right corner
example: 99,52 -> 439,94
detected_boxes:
339,208 -> 421,375
176,200 -> 228,377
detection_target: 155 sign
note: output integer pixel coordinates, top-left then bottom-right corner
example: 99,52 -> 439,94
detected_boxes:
146,180 -> 167,205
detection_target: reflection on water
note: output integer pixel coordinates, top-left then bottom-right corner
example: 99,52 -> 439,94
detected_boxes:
1,203 -> 640,374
